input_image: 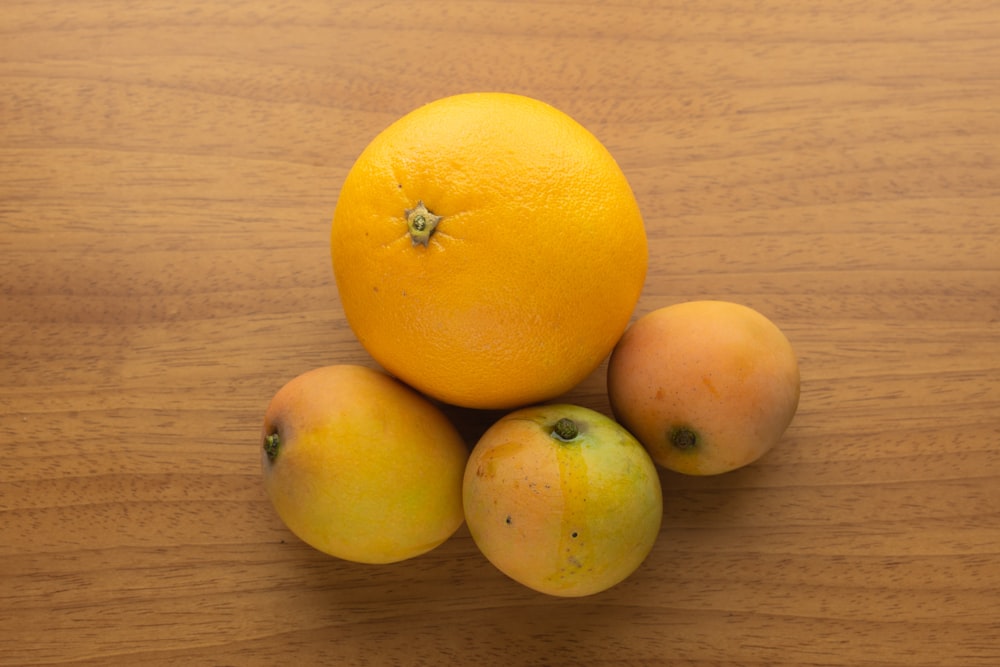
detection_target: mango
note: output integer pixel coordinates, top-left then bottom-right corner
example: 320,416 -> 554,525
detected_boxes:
261,364 -> 468,563
463,404 -> 662,597
607,300 -> 800,475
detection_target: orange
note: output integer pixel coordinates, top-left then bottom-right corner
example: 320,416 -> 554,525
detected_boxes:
330,92 -> 647,409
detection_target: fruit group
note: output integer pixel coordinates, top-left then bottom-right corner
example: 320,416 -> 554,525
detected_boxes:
330,92 -> 647,409
463,404 -> 662,597
260,364 -> 468,564
607,300 -> 800,475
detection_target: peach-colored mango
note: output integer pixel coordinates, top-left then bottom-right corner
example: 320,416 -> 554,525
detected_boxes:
607,301 -> 800,475
463,404 -> 662,597
261,364 -> 468,563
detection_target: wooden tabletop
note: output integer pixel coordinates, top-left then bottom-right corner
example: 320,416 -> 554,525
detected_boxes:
3,1 -> 998,665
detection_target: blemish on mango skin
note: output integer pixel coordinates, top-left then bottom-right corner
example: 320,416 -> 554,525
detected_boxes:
475,440 -> 524,479
702,375 -> 720,398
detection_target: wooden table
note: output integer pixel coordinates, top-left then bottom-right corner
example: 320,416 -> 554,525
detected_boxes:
3,1 -> 998,665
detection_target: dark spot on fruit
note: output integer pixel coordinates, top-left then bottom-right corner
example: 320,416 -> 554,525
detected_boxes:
571,531 -> 578,538
505,515 -> 512,525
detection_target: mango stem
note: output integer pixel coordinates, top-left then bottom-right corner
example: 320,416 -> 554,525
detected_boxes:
552,418 -> 579,441
670,427 -> 698,451
263,432 -> 281,462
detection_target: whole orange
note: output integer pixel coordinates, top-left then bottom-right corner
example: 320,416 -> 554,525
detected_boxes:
331,92 -> 647,409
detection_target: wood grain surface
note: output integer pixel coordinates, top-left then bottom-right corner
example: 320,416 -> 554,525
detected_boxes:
2,1 -> 998,665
